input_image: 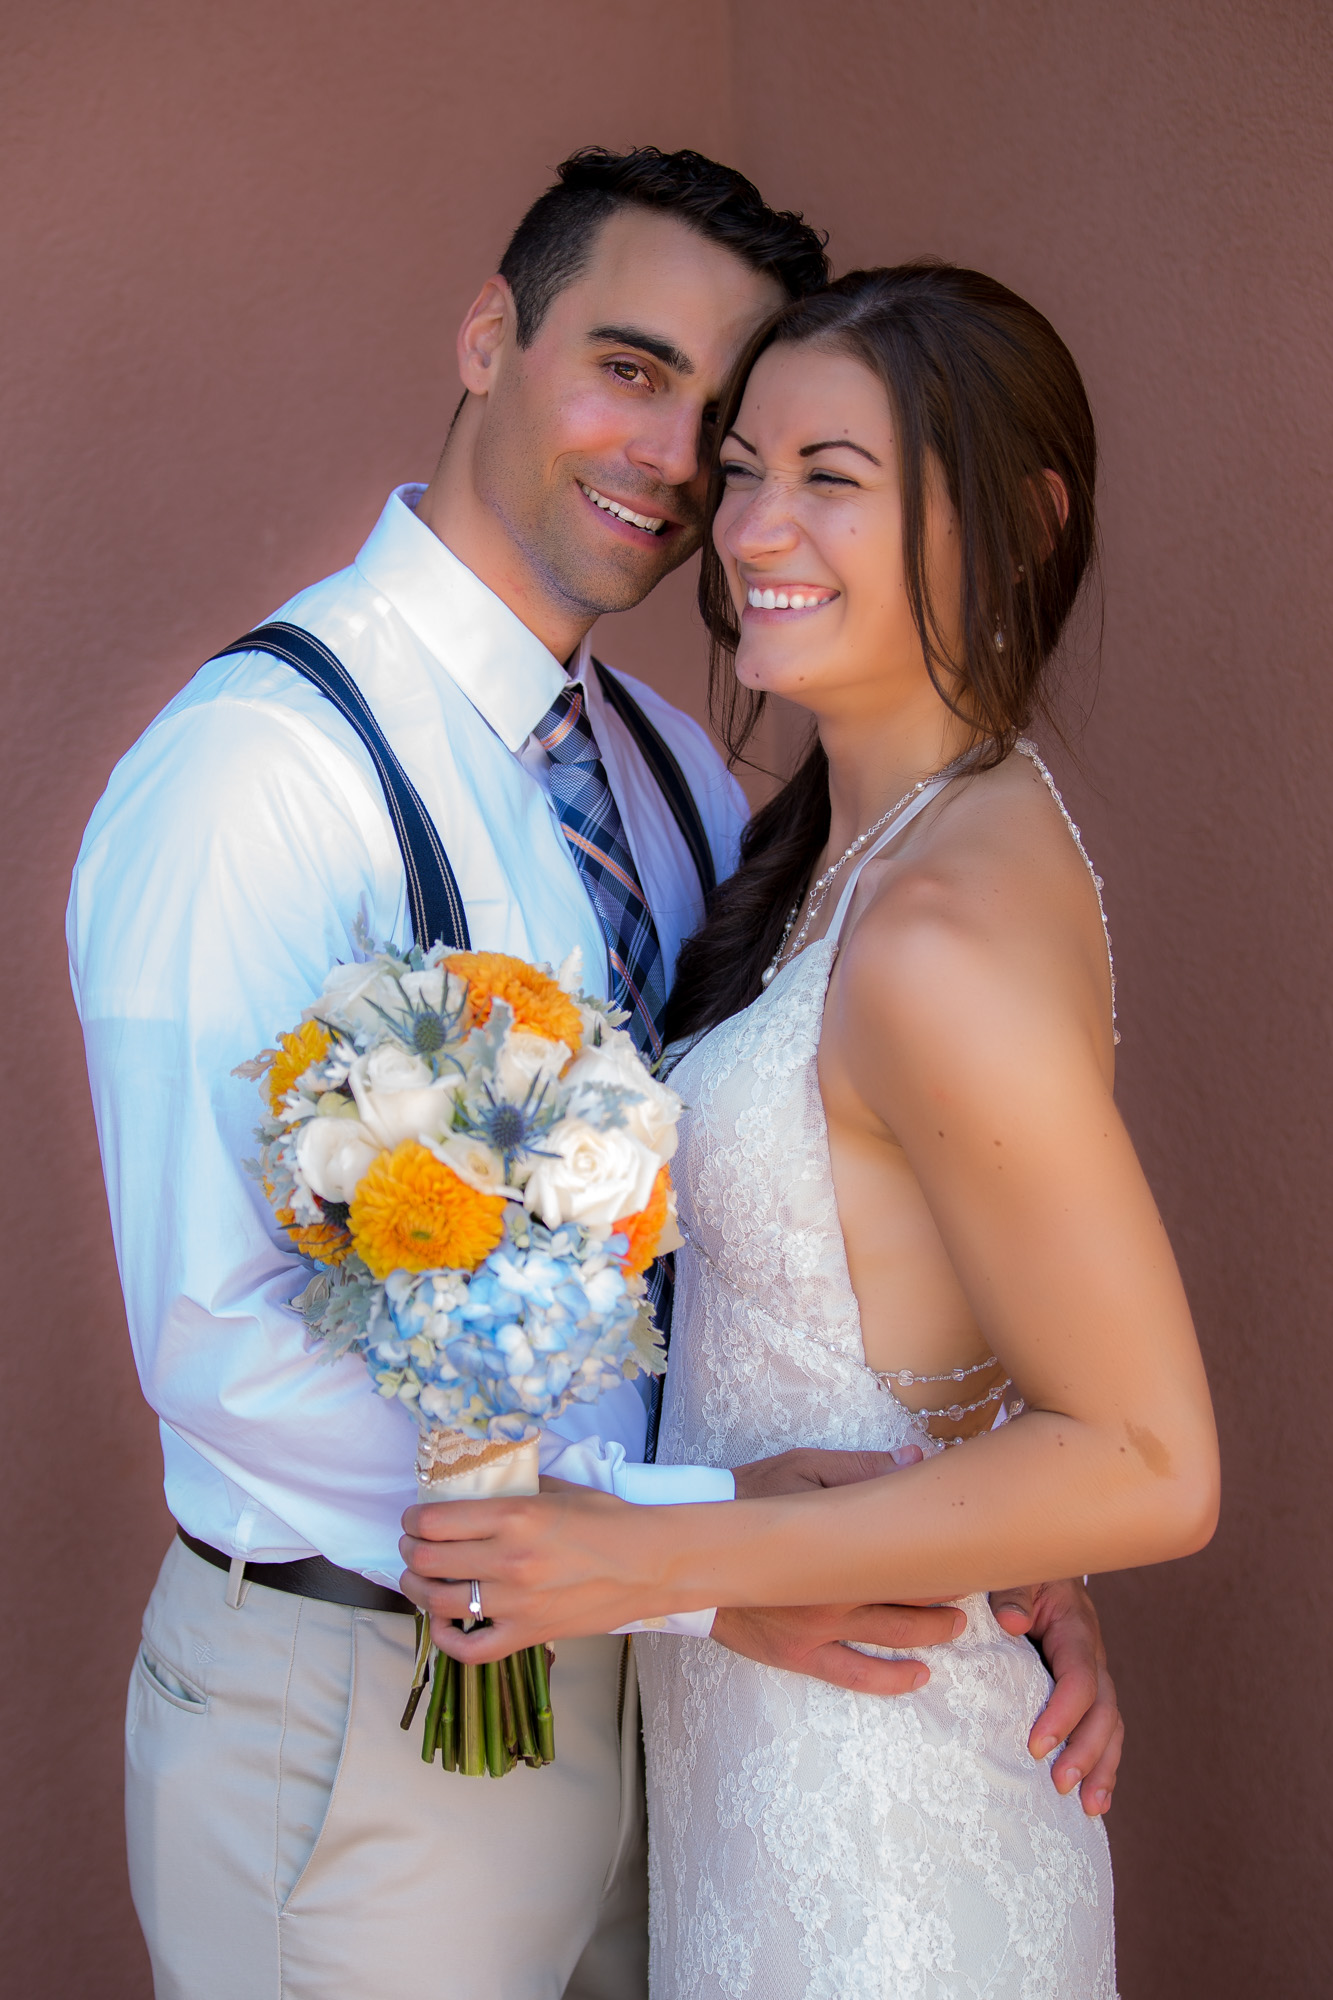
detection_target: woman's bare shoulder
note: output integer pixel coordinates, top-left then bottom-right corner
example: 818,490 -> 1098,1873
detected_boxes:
836,751 -> 1114,1065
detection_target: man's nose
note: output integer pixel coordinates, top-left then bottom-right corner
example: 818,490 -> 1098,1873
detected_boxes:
624,402 -> 707,495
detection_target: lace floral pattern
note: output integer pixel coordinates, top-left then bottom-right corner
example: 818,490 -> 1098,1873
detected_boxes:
639,944 -> 1117,1998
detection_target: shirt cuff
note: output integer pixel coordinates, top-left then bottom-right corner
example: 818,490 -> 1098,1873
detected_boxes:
615,1463 -> 736,1507
536,1432 -> 732,1638
612,1605 -> 718,1639
607,1464 -> 730,1637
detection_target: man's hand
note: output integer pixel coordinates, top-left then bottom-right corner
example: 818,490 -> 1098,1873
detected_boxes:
731,1444 -> 922,1501
712,1600 -> 964,1693
989,1578 -> 1123,1817
717,1446 -> 961,1694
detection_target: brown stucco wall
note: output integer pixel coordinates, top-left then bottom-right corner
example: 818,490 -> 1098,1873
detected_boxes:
3,3 -> 1327,1991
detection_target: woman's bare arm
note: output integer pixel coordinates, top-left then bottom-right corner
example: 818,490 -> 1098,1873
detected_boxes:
400,864 -> 1219,1646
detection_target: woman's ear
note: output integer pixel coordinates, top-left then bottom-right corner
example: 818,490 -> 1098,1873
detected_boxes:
1027,470 -> 1070,562
1042,469 -> 1070,531
1016,471 -> 1070,575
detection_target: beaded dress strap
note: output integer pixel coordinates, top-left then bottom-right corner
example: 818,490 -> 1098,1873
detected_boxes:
1014,739 -> 1119,1043
821,771 -> 959,950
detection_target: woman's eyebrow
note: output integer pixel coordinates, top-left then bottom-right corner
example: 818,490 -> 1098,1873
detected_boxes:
799,438 -> 882,465
721,429 -> 758,453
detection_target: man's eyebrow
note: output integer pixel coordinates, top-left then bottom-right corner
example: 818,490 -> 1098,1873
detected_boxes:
799,438 -> 882,465
588,324 -> 695,375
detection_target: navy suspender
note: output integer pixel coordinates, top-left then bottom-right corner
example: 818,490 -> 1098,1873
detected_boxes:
215,625 -> 716,952
213,621 -> 471,953
216,623 -> 702,1447
593,659 -> 717,903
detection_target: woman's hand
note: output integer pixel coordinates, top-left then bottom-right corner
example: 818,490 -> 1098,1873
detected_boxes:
399,1482 -> 680,1661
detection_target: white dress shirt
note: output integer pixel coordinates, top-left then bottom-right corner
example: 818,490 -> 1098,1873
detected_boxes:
68,485 -> 744,1620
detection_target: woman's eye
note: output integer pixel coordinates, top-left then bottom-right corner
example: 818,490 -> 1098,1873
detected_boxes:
720,461 -> 758,482
809,470 -> 856,488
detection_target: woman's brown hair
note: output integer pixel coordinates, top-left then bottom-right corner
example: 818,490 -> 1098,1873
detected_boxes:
665,262 -> 1099,1044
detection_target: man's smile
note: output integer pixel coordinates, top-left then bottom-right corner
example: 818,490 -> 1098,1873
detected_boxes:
578,481 -> 673,538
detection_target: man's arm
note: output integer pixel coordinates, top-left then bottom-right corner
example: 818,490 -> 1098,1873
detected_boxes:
69,693 -> 422,1584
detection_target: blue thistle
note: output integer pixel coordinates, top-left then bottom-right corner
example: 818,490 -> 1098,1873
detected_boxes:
460,1076 -> 559,1178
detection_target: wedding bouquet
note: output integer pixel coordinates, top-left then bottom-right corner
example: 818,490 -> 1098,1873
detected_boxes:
235,932 -> 680,1777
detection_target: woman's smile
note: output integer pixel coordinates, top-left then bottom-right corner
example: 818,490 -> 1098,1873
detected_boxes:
743,582 -> 839,615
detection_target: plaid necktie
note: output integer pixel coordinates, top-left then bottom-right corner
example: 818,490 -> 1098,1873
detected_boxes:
535,683 -> 667,1060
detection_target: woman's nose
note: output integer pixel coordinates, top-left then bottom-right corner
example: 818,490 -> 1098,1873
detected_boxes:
724,479 -> 801,560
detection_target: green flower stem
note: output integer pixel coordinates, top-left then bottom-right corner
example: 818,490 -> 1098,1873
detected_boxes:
483,1661 -> 505,1777
439,1651 -> 458,1772
412,1643 -> 551,1775
507,1650 -> 539,1764
530,1644 -> 556,1765
460,1661 -> 486,1777
497,1650 -> 519,1766
420,1647 -> 449,1764
400,1609 -> 433,1730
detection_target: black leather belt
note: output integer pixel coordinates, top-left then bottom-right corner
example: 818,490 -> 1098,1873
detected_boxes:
176,1526 -> 414,1615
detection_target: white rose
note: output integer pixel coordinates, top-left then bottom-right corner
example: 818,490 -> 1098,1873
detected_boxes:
555,946 -> 584,995
562,1035 -> 681,1160
495,1029 -> 571,1103
523,1117 -> 660,1230
423,1134 -> 512,1196
295,1115 -> 383,1203
312,957 -> 406,1034
400,965 -> 469,1015
348,1043 -> 460,1149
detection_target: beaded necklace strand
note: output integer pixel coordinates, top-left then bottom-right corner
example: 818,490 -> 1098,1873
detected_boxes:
761,751 -> 973,989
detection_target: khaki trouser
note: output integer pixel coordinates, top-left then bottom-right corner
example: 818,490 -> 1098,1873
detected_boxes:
126,1537 -> 647,2000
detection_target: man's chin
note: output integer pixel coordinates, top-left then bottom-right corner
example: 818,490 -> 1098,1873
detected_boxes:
545,531 -> 698,619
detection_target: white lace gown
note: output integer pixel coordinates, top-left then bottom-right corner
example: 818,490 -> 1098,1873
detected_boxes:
638,916 -> 1118,1997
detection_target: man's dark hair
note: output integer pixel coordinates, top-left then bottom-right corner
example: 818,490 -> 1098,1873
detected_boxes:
498,145 -> 830,346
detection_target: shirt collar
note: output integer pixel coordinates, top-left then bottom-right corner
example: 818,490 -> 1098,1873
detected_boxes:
354,484 -> 569,751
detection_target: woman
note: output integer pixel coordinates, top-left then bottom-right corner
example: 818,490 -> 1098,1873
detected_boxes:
408,266 -> 1220,1996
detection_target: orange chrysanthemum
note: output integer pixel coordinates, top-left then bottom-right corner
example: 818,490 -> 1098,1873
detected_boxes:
349,1140 -> 507,1279
444,951 -> 582,1054
275,1205 -> 355,1267
613,1164 -> 673,1277
266,1020 -> 332,1115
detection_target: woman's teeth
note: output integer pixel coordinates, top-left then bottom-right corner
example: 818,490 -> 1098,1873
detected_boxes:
580,484 -> 666,534
747,587 -> 833,611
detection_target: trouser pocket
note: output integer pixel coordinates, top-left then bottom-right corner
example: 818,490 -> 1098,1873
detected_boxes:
134,1640 -> 209,1715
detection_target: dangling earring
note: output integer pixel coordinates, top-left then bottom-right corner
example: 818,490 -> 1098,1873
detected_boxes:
993,622 -> 1006,652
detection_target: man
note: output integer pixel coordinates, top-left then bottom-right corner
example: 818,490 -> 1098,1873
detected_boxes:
69,147 -> 1121,1999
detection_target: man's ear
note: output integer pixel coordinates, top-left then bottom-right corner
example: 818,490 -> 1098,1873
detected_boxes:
456,276 -> 517,398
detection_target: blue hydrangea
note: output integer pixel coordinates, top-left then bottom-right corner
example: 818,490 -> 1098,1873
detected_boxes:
360,1217 -> 645,1439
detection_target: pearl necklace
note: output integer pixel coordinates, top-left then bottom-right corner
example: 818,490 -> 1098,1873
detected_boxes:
761,754 -> 972,988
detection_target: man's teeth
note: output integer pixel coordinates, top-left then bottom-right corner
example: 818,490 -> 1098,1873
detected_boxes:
580,484 -> 666,534
747,587 -> 833,610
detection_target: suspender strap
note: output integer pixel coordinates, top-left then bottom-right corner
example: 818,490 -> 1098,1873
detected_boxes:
592,660 -> 717,903
214,621 -> 471,953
